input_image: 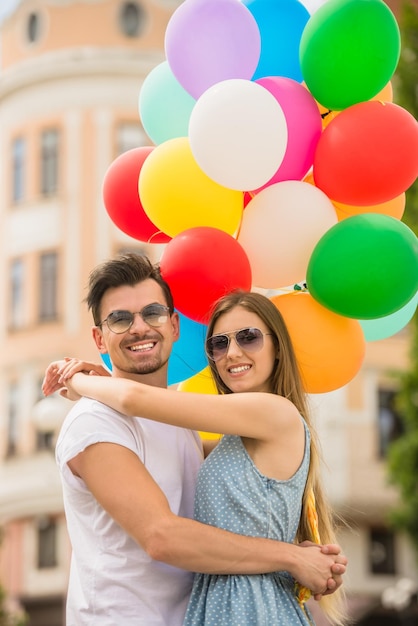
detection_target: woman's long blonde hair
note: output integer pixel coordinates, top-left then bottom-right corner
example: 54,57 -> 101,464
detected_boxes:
206,291 -> 347,625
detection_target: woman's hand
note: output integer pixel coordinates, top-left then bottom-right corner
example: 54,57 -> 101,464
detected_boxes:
42,357 -> 110,397
59,374 -> 83,402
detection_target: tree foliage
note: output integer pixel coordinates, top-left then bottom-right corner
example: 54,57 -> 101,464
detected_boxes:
0,585 -> 26,626
386,0 -> 418,555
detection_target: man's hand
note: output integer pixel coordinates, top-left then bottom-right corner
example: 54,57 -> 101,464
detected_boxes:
316,543 -> 348,599
292,542 -> 347,599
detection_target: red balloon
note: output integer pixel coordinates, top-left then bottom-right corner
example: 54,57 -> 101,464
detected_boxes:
243,191 -> 254,208
160,227 -> 252,323
102,147 -> 171,243
313,101 -> 418,206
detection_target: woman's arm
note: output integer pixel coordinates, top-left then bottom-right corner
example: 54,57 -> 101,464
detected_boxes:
65,372 -> 299,442
42,358 -> 110,396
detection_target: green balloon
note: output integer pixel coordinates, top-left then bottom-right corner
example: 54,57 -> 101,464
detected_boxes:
300,0 -> 400,110
306,214 -> 418,319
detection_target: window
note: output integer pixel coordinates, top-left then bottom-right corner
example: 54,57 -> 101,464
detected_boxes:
37,517 -> 57,569
35,376 -> 58,450
10,258 -> 25,329
369,527 -> 396,575
377,389 -> 404,458
40,129 -> 59,196
116,245 -> 147,259
39,252 -> 58,321
12,137 -> 25,203
7,382 -> 19,458
117,122 -> 148,155
26,12 -> 41,43
36,430 -> 55,451
119,2 -> 146,38
35,378 -> 55,451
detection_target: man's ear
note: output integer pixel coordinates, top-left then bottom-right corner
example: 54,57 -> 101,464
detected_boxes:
171,311 -> 180,343
92,326 -> 107,353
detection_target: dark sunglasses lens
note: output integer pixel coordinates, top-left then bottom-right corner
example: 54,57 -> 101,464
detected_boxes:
206,335 -> 229,361
107,311 -> 133,333
141,304 -> 169,327
236,328 -> 263,351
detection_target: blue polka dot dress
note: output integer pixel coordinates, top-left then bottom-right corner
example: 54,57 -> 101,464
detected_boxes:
183,422 -> 315,626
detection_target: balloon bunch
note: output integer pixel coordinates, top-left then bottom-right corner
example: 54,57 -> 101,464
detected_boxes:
102,0 -> 418,393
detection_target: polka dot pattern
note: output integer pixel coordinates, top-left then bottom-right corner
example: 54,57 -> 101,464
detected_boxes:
184,426 -> 315,625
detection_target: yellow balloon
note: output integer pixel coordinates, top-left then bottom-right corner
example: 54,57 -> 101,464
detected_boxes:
139,137 -> 243,238
177,366 -> 217,394
177,366 -> 220,439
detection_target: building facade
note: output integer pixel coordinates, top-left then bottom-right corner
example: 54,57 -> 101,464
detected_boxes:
0,1 -> 416,625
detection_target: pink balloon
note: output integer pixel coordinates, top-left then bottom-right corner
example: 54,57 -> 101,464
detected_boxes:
253,77 -> 322,191
165,0 -> 261,100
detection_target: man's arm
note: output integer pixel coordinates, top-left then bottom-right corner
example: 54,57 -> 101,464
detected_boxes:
70,441 -> 346,596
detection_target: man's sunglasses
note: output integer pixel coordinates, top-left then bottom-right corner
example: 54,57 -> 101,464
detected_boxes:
205,327 -> 273,362
98,303 -> 171,334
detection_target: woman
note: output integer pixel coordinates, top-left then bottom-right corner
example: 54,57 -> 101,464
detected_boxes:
45,291 -> 346,626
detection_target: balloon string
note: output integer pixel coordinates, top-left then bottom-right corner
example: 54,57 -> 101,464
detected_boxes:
147,230 -> 165,244
171,353 -> 210,379
234,204 -> 246,240
295,489 -> 321,624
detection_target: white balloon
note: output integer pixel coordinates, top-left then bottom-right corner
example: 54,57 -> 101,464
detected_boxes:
238,181 -> 338,288
189,79 -> 288,191
299,0 -> 330,14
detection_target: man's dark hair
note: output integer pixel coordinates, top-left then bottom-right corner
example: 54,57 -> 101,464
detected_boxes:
86,253 -> 174,325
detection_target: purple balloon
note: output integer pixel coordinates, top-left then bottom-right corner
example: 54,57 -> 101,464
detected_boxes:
165,0 -> 261,100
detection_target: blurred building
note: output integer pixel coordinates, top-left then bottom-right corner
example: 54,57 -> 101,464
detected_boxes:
0,1 -> 416,625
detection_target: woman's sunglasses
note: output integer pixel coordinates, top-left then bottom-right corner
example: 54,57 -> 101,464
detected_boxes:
205,327 -> 273,362
98,303 -> 171,334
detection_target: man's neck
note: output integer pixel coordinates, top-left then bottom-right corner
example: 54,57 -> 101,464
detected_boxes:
112,369 -> 168,389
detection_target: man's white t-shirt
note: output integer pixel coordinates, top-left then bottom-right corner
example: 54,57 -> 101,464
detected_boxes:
56,396 -> 203,625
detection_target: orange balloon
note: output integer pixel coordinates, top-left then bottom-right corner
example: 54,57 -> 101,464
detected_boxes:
301,81 -> 337,130
271,292 -> 365,393
371,81 -> 393,103
322,109 -> 339,129
304,172 -> 405,221
177,367 -> 220,439
303,171 -> 315,186
333,192 -> 406,221
315,81 -> 393,131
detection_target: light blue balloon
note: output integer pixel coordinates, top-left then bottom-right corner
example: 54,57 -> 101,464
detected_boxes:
139,61 -> 196,145
244,0 -> 310,82
99,311 -> 208,385
359,292 -> 418,342
168,311 -> 208,385
100,353 -> 112,371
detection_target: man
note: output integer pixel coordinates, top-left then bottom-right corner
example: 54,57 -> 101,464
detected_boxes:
43,253 -> 347,626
